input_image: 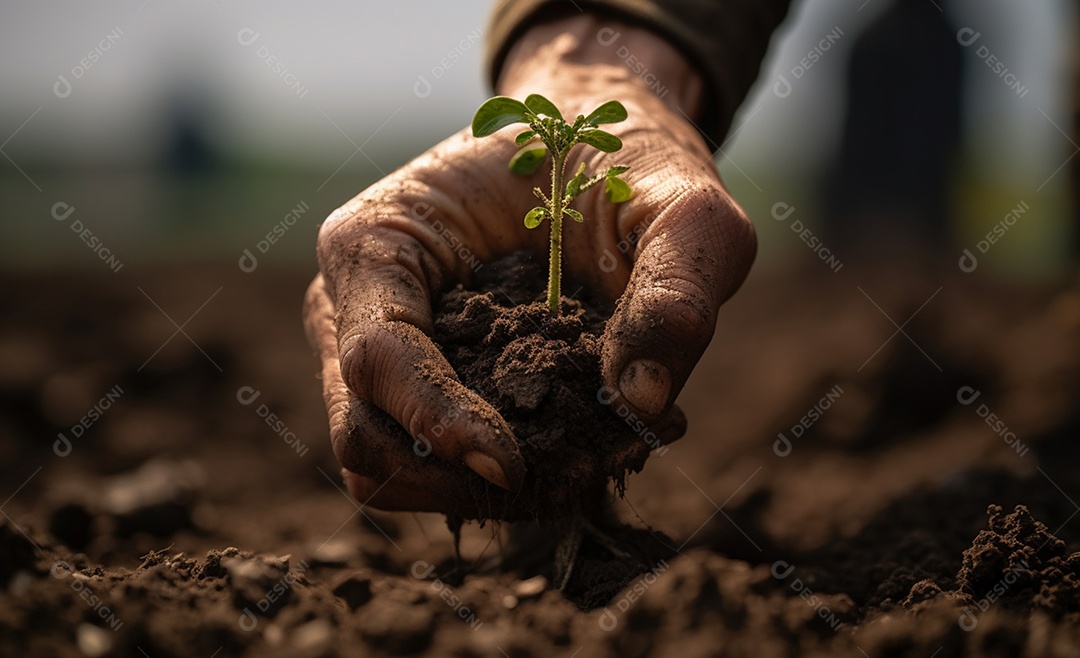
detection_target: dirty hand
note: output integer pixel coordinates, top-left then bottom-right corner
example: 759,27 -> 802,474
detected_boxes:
303,14 -> 756,517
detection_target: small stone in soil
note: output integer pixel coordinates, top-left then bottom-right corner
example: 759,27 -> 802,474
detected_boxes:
76,624 -> 112,657
223,555 -> 293,615
332,573 -> 373,610
291,619 -> 333,652
356,601 -> 435,654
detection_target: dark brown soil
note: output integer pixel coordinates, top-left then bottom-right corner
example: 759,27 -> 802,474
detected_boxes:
3,260 -> 1080,657
431,253 -> 654,520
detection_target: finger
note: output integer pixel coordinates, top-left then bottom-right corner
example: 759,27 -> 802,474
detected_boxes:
308,293 -> 666,521
653,404 -> 688,446
306,275 -> 435,478
344,471 -> 447,513
314,218 -> 526,491
305,277 -> 524,518
342,471 -> 534,521
601,177 -> 757,422
607,404 -> 688,472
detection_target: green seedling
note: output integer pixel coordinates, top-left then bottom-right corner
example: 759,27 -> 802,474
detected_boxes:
472,94 -> 633,314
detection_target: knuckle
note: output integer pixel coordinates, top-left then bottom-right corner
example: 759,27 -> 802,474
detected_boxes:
337,326 -> 378,399
336,322 -> 447,452
329,403 -> 369,476
641,276 -> 716,346
680,181 -> 747,228
315,203 -> 364,263
691,184 -> 756,258
393,389 -> 428,445
343,472 -> 381,504
330,397 -> 404,481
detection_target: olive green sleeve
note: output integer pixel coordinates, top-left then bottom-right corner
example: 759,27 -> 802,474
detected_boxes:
485,0 -> 794,146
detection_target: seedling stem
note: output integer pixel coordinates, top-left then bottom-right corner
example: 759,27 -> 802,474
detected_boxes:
471,95 -> 633,314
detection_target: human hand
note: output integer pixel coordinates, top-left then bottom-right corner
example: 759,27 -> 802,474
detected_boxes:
303,14 -> 756,518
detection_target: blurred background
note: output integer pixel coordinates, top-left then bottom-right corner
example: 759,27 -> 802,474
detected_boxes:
0,0 -> 1075,277
4,5 -> 1080,654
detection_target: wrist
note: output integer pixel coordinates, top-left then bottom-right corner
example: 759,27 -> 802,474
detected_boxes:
497,14 -> 704,123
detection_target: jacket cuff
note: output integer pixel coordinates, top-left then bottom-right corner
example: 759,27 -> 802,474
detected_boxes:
485,0 -> 792,147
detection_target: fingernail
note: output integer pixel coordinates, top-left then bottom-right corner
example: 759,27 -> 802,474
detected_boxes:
464,451 -> 513,491
618,359 -> 672,417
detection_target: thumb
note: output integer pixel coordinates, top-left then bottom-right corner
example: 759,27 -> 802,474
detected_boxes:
601,180 -> 756,421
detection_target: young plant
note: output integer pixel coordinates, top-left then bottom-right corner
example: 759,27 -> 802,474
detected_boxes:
471,94 -> 633,315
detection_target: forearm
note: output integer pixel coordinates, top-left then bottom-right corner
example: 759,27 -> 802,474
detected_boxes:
488,0 -> 795,144
496,15 -> 718,172
498,15 -> 705,120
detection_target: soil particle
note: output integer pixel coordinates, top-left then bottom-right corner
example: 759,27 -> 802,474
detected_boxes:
46,459 -> 205,551
331,572 -> 374,610
4,264 -> 1080,657
432,253 -> 655,519
951,505 -> 1080,616
223,553 -> 295,616
355,598 -> 436,654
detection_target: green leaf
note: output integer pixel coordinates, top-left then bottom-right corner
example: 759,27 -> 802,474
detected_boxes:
565,208 -> 584,223
566,176 -> 582,198
605,176 -> 633,203
607,165 -> 630,176
524,207 -> 547,229
566,163 -> 587,198
524,94 -> 563,120
585,100 -> 628,125
472,96 -> 531,137
578,130 -> 623,153
508,145 -> 547,175
514,130 -> 536,146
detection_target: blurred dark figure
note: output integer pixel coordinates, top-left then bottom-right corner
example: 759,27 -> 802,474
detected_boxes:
827,0 -> 964,253
160,87 -> 220,177
159,84 -> 223,229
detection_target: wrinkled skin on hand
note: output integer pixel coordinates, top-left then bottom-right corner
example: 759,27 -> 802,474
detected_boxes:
303,16 -> 757,519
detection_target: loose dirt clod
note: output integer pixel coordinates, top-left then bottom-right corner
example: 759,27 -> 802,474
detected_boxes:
4,265 -> 1080,656
903,504 -> 1080,617
432,253 -> 654,520
432,252 -> 673,602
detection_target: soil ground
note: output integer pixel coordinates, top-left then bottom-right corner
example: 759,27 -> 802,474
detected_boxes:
2,258 -> 1079,657
429,254 -> 664,522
